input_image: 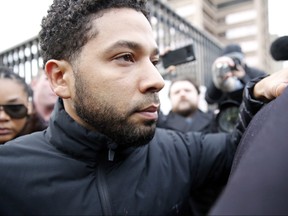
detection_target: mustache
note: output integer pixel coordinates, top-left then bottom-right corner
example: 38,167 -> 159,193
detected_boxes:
179,98 -> 189,102
130,93 -> 160,113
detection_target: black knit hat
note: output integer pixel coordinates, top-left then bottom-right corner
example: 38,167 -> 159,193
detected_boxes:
222,44 -> 243,55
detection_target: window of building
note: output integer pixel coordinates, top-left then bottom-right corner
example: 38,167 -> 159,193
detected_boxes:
226,10 -> 256,24
241,41 -> 258,52
176,5 -> 196,17
226,25 -> 257,39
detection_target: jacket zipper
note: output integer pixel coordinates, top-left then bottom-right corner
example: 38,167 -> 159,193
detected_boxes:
108,148 -> 115,161
96,149 -> 115,215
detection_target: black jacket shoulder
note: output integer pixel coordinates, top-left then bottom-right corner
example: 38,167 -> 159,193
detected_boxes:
157,109 -> 217,133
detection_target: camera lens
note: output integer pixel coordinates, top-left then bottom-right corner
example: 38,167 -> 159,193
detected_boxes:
216,63 -> 230,76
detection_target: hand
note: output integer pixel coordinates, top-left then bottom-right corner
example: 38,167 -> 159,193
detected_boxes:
254,68 -> 288,101
160,47 -> 176,75
213,56 -> 245,79
165,65 -> 176,74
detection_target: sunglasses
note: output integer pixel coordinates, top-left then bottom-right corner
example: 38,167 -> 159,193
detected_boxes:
0,104 -> 28,119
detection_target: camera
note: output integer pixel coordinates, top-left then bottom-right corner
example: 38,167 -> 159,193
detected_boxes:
215,55 -> 242,77
216,100 -> 240,133
212,52 -> 245,92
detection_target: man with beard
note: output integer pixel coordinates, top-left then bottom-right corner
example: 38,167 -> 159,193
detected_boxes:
0,0 -> 287,215
157,77 -> 217,133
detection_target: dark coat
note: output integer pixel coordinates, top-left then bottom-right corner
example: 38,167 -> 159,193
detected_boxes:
157,109 -> 217,133
0,81 -> 263,215
210,86 -> 288,215
157,109 -> 223,215
157,110 -> 220,215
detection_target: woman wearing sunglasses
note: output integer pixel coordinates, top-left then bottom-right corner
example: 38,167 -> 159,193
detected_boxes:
0,66 -> 45,144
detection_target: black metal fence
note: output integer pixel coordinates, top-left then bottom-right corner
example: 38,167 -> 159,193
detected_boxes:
0,0 -> 223,85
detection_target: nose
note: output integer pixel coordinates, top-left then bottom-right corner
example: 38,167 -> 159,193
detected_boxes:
139,61 -> 165,93
179,90 -> 186,97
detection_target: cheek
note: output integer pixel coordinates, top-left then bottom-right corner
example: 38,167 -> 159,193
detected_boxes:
170,97 -> 179,107
0,119 -> 27,143
11,119 -> 28,134
188,93 -> 198,102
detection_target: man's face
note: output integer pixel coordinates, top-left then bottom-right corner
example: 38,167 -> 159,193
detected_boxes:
32,73 -> 57,122
69,8 -> 165,147
169,81 -> 199,117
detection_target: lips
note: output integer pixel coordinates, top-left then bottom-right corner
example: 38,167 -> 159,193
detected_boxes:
141,105 -> 159,112
0,128 -> 12,135
137,105 -> 159,121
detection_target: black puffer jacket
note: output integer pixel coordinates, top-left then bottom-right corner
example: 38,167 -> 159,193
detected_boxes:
0,80 -> 264,215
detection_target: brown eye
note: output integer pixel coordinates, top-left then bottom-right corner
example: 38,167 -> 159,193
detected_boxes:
152,59 -> 159,66
117,54 -> 134,62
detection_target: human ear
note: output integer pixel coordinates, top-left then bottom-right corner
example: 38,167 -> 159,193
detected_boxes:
45,60 -> 73,99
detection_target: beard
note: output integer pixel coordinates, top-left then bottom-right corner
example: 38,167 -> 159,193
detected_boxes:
174,101 -> 198,117
176,108 -> 195,117
74,73 -> 158,148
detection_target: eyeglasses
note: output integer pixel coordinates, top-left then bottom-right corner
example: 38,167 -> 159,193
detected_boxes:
0,104 -> 28,119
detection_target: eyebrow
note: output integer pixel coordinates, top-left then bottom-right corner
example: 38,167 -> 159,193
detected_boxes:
104,40 -> 159,56
2,98 -> 25,104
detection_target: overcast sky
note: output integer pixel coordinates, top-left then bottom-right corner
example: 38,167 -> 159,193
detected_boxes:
0,0 -> 286,52
0,0 -> 53,52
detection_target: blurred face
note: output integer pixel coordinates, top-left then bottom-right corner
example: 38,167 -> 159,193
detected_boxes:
32,73 -> 57,122
0,79 -> 31,144
169,81 -> 199,117
64,8 -> 165,147
213,56 -> 246,92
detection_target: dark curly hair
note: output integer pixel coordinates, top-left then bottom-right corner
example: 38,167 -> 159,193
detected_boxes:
39,0 -> 149,65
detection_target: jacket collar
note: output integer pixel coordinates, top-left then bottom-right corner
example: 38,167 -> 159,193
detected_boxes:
46,98 -> 117,163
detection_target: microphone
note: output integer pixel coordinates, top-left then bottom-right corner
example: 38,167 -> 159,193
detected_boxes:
270,36 -> 288,61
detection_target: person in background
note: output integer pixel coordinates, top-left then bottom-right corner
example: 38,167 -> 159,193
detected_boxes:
30,68 -> 58,126
0,0 -> 286,215
205,44 -> 266,106
205,44 -> 267,132
157,76 -> 217,133
0,66 -> 45,144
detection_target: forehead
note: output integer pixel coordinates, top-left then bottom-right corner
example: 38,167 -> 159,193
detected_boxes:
84,8 -> 157,54
170,81 -> 197,92
0,79 -> 27,103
